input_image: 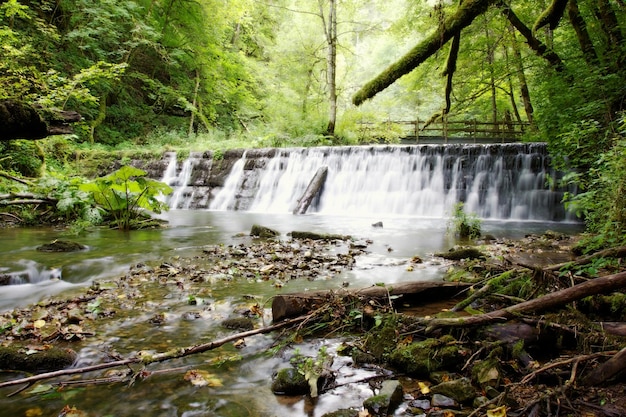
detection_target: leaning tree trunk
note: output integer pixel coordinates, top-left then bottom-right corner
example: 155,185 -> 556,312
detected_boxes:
353,0 -> 496,105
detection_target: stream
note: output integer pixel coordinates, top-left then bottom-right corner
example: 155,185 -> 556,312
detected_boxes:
0,210 -> 582,416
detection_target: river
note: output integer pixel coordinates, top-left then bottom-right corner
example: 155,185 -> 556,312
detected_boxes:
0,209 -> 581,417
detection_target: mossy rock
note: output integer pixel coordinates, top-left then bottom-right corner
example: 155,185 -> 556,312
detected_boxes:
0,344 -> 77,372
321,409 -> 360,417
363,380 -> 403,416
436,247 -> 486,261
250,224 -> 279,238
271,367 -> 309,395
221,317 -> 254,331
363,316 -> 398,361
430,377 -> 476,403
389,335 -> 467,377
36,240 -> 87,253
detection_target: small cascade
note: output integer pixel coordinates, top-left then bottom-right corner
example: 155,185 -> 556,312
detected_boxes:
160,152 -> 211,209
209,151 -> 248,210
157,144 -> 575,221
1,261 -> 62,285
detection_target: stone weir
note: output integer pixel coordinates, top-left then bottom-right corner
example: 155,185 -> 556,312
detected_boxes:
132,144 -> 576,221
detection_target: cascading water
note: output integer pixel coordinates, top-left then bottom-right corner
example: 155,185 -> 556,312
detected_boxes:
161,143 -> 575,221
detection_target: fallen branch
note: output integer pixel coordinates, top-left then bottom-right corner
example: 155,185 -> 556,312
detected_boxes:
417,271 -> 626,332
582,346 -> 626,386
546,246 -> 626,272
0,315 -> 309,391
0,172 -> 32,185
521,351 -> 616,384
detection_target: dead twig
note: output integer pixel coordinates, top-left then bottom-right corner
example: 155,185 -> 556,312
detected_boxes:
0,315 -> 310,392
521,351 -> 616,384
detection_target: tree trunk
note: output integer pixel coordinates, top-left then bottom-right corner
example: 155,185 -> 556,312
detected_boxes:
567,0 -> 599,67
498,2 -> 565,72
485,24 -> 499,129
321,0 -> 337,136
272,281 -> 471,322
443,33 -> 461,115
293,166 -> 328,215
353,0 -> 495,105
583,347 -> 626,386
508,24 -> 535,127
188,69 -> 201,137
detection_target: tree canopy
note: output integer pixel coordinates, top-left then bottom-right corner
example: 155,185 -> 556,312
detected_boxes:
0,0 -> 625,244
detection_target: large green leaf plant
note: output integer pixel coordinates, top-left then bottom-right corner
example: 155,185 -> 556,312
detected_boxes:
80,166 -> 172,230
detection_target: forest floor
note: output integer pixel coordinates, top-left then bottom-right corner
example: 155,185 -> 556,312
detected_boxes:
0,229 -> 625,416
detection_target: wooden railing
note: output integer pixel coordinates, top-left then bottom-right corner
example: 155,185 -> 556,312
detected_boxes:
358,118 -> 532,143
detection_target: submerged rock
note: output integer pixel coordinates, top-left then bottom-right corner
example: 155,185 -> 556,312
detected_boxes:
37,240 -> 87,252
321,409 -> 360,417
271,367 -> 309,395
221,317 -> 254,331
435,247 -> 485,261
0,344 -> 77,372
250,224 -> 279,238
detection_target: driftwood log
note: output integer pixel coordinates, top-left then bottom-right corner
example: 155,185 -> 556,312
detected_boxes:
418,270 -> 626,332
272,281 -> 471,322
293,166 -> 328,215
0,100 -> 81,140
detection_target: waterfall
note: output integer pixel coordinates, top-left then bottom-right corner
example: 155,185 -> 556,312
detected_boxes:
159,144 -> 574,221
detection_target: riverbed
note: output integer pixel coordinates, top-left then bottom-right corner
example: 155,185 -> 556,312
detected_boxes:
0,211 -> 582,416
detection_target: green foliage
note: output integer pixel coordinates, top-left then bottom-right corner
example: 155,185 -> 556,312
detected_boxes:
290,346 -> 332,398
79,166 -> 172,230
0,141 -> 44,177
36,174 -> 100,224
559,115 -> 626,249
449,202 -> 482,239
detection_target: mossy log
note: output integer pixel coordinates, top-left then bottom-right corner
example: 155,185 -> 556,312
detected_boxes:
290,230 -> 351,241
271,281 -> 471,322
533,0 -> 569,32
418,271 -> 626,332
0,100 -> 80,140
352,0 -> 495,105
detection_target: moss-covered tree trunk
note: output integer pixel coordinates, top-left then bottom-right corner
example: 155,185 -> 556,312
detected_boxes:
352,0 -> 496,105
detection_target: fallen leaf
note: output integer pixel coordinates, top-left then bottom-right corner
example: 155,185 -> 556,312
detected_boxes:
184,370 -> 223,387
33,319 -> 46,329
487,405 -> 507,417
418,381 -> 430,395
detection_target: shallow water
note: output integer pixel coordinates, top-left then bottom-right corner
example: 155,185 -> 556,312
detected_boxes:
0,211 -> 582,416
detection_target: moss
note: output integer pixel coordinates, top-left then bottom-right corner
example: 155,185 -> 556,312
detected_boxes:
0,344 -> 77,372
363,316 -> 398,361
389,336 -> 467,377
271,367 -> 309,395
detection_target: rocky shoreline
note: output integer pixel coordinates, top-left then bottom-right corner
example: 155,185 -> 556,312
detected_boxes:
0,228 -> 625,416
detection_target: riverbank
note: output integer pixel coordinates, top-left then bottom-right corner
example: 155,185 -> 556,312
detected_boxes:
0,227 -> 625,416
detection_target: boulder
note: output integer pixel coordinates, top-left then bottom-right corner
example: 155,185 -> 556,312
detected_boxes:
363,380 -> 403,417
430,377 -> 476,403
